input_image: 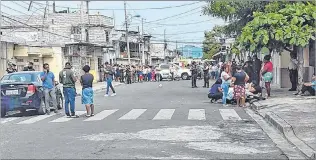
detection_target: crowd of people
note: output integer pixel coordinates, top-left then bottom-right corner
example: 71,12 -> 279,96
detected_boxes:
206,54 -> 273,107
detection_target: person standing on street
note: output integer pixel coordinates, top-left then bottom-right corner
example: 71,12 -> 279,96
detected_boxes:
40,63 -> 58,115
288,53 -> 298,91
252,55 -> 262,85
80,65 -> 94,117
190,61 -> 198,88
203,63 -> 210,88
59,62 -> 78,118
232,65 -> 249,107
221,64 -> 231,107
261,55 -> 273,98
23,62 -> 35,71
104,62 -> 116,96
6,63 -> 17,73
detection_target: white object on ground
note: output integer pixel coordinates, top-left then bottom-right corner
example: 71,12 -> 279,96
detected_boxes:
17,114 -> 56,124
84,109 -> 118,121
219,109 -> 242,121
153,109 -> 175,120
118,109 -> 147,120
50,111 -> 86,123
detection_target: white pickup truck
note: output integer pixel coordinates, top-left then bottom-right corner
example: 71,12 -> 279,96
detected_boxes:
157,63 -> 191,80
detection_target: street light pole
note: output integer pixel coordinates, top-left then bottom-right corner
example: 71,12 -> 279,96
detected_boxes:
141,18 -> 145,65
124,1 -> 131,64
163,29 -> 166,63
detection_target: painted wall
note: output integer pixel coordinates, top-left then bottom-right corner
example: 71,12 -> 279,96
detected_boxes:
0,42 -> 14,77
178,45 -> 203,59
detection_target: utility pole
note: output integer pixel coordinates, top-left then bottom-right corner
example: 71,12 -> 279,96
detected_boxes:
163,29 -> 166,63
141,18 -> 145,65
124,1 -> 130,64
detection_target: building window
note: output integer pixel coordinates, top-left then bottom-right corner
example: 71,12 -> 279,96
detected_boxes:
71,26 -> 81,34
17,59 -> 24,62
105,31 -> 109,42
33,59 -> 39,62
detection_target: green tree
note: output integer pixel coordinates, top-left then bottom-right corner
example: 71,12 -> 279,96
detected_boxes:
203,1 -> 270,36
238,2 -> 316,90
202,26 -> 223,59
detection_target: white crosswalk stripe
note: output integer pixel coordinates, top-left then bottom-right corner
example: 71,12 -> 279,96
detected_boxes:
188,109 -> 206,120
118,109 -> 147,120
84,109 -> 118,121
219,109 -> 242,121
0,108 -> 247,124
153,109 -> 175,120
50,111 -> 86,123
1,117 -> 19,124
17,114 -> 56,124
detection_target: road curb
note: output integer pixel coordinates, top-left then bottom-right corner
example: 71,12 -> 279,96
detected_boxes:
251,103 -> 316,159
76,83 -> 124,97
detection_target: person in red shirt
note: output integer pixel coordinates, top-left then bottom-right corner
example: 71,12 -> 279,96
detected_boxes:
261,55 -> 273,97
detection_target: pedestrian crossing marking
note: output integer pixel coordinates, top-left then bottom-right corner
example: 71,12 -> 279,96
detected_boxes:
84,109 -> 118,121
118,109 -> 147,120
1,117 -> 19,124
17,114 -> 56,124
153,109 -> 175,120
219,109 -> 242,121
50,111 -> 86,123
188,109 -> 206,120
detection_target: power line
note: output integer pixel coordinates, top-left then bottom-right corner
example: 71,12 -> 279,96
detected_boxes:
144,6 -> 202,24
1,15 -> 80,41
32,1 -> 201,11
151,30 -> 207,36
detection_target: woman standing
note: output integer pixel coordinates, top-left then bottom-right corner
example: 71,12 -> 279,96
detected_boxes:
221,64 -> 231,107
261,55 -> 273,98
80,65 -> 94,117
232,65 -> 249,107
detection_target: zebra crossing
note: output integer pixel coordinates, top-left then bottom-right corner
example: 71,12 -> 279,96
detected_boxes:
0,108 -> 247,125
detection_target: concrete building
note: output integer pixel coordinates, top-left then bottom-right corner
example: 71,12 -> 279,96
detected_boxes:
1,6 -> 114,82
150,43 -> 177,65
111,30 -> 151,65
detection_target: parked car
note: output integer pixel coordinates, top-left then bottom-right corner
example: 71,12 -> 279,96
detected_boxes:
0,71 -> 63,117
156,63 -> 191,81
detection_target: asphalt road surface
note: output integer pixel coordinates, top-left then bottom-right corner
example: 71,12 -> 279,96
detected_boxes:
1,80 -> 289,159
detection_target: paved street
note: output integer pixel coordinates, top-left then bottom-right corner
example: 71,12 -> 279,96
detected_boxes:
0,80 -> 294,159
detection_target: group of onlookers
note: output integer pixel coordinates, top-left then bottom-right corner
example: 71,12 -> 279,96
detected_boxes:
207,54 -> 274,107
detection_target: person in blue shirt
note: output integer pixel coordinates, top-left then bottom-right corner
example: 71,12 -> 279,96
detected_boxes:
40,63 -> 58,114
295,75 -> 316,96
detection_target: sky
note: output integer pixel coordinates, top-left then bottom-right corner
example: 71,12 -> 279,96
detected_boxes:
1,1 -> 226,49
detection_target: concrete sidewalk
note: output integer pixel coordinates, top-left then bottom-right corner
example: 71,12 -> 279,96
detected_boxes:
251,88 -> 316,159
75,81 -> 123,96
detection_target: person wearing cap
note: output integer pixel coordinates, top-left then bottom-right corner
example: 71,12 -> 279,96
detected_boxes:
59,62 -> 78,118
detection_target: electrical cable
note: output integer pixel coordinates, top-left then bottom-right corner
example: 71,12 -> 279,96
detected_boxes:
32,1 -> 201,11
150,30 -> 206,36
144,6 -> 202,24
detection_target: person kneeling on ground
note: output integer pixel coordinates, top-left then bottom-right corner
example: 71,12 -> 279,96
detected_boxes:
248,82 -> 262,95
208,79 -> 223,103
295,75 -> 316,96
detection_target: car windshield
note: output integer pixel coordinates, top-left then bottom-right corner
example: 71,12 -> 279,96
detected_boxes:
1,74 -> 34,83
160,65 -> 170,69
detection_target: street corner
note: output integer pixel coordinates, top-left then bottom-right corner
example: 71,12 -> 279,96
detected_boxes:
77,124 -> 279,155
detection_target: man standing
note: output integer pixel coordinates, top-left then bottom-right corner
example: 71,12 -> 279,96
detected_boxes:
104,62 -> 116,96
23,62 -> 35,71
59,62 -> 78,118
288,53 -> 298,91
190,61 -> 198,88
40,63 -> 58,114
252,55 -> 262,85
203,63 -> 210,88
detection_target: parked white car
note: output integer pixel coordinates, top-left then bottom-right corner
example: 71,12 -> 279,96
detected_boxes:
156,63 -> 191,80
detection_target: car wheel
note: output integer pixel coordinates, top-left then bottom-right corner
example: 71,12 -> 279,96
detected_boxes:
57,95 -> 64,110
1,108 -> 6,118
37,98 -> 47,115
181,73 -> 189,80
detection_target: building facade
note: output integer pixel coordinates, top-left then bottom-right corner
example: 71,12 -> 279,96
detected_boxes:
177,45 -> 203,59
